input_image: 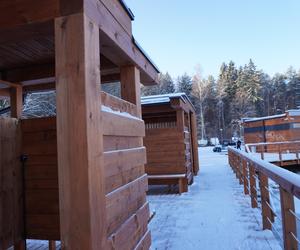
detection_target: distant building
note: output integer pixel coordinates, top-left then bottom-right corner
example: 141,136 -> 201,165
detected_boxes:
242,110 -> 300,145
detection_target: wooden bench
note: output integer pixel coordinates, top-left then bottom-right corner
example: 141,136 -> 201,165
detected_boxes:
147,174 -> 188,194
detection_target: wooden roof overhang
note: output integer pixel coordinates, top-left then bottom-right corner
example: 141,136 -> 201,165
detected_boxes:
142,94 -> 196,115
0,0 -> 159,96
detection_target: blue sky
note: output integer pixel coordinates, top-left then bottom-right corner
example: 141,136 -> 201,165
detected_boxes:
126,0 -> 300,78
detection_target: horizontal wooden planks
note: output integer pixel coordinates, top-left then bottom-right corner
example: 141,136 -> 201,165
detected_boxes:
103,135 -> 140,151
107,203 -> 149,250
106,174 -> 148,236
104,147 -> 146,193
102,109 -> 145,137
101,91 -> 137,117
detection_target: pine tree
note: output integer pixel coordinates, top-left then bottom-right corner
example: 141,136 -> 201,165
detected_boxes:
159,72 -> 175,94
177,73 -> 193,99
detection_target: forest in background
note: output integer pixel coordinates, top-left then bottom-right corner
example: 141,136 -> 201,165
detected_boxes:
1,59 -> 299,142
142,59 -> 300,141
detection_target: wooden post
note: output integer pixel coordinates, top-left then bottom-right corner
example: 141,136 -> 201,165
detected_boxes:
296,151 -> 300,165
10,86 -> 22,118
176,110 -> 185,132
280,187 -> 298,250
120,66 -> 142,118
55,13 -> 106,249
190,112 -> 199,175
238,157 -> 243,185
14,241 -> 26,250
260,151 -> 264,160
242,160 -> 249,195
258,172 -> 272,230
249,163 -> 258,208
49,240 -> 56,250
10,85 -> 25,250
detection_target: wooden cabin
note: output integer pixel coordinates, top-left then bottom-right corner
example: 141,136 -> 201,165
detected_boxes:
0,1 -> 159,249
243,110 -> 300,152
141,93 -> 199,193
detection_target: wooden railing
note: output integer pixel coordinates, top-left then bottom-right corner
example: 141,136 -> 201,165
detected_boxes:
246,141 -> 300,166
228,147 -> 300,250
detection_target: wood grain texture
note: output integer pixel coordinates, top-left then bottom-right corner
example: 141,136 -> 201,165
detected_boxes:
0,118 -> 23,250
55,13 -> 106,249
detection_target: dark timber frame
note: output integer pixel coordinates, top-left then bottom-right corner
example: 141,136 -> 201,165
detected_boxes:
0,1 -> 159,249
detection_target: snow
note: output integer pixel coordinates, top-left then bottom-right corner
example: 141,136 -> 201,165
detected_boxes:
252,152 -> 299,162
230,147 -> 300,192
101,105 -> 142,121
243,114 -> 286,123
141,93 -> 190,105
148,147 -> 281,250
243,109 -> 300,123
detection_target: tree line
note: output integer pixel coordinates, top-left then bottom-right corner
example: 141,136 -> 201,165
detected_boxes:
141,59 -> 300,141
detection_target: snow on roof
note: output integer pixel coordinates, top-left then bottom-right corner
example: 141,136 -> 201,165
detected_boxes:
141,93 -> 191,106
242,114 -> 286,123
243,109 -> 300,123
287,109 -> 300,116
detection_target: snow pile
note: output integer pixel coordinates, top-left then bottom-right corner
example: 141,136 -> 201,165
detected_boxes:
147,147 -> 281,250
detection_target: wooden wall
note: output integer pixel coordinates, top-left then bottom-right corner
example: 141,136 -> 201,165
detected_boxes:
21,117 -> 59,240
0,118 -> 22,250
19,92 -> 150,249
244,115 -> 300,152
143,107 -> 195,185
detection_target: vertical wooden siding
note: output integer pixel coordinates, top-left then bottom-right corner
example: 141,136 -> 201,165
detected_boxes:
0,118 -> 22,250
21,117 -> 59,240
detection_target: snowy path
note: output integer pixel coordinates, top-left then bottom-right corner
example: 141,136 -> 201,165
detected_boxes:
148,147 -> 281,250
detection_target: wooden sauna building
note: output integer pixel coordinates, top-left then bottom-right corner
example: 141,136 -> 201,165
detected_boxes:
243,109 -> 300,151
0,1 -> 159,249
141,93 -> 199,193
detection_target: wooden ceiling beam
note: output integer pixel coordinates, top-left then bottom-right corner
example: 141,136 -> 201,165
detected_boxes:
0,79 -> 22,88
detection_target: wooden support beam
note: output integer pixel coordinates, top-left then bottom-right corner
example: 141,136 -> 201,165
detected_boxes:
176,110 -> 185,133
55,13 -> 106,249
120,66 -> 142,118
13,240 -> 26,250
249,163 -> 258,208
10,86 -> 23,118
280,187 -> 298,250
258,172 -> 272,230
242,160 -> 249,195
49,240 -> 56,250
0,79 -> 21,88
85,0 -> 159,84
0,88 -> 10,97
238,158 -> 243,185
190,112 -> 199,175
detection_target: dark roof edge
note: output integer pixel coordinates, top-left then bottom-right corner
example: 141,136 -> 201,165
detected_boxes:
118,0 -> 135,21
133,37 -> 160,73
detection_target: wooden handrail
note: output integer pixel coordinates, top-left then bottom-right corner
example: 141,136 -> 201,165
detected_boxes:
228,147 -> 300,250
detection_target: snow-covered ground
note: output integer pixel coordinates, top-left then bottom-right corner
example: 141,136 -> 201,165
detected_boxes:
252,152 -> 299,162
148,147 -> 281,250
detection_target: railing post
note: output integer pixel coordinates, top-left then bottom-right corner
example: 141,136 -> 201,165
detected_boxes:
258,172 -> 272,230
296,151 -> 300,165
238,157 -> 243,185
280,187 -> 298,250
242,160 -> 249,195
249,163 -> 258,208
260,151 -> 264,160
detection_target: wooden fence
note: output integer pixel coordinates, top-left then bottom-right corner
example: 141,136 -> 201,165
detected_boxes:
246,141 -> 300,166
228,147 -> 300,250
0,118 -> 23,250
